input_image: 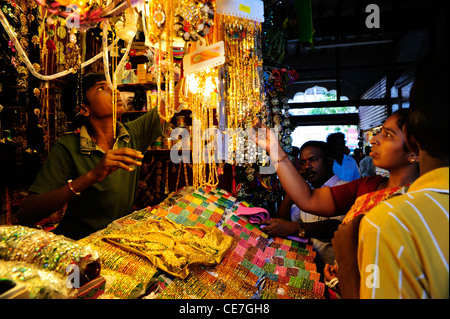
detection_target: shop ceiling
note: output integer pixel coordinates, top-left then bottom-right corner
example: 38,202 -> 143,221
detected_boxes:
264,0 -> 443,126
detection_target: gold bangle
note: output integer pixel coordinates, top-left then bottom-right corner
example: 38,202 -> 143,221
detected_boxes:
276,154 -> 289,163
68,179 -> 81,196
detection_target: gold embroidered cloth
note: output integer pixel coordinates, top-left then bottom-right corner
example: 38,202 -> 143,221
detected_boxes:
101,217 -> 233,279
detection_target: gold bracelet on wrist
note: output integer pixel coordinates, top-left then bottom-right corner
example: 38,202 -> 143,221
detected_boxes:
275,154 -> 289,163
68,179 -> 81,196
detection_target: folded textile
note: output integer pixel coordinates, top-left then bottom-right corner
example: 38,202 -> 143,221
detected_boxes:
235,206 -> 270,224
235,205 -> 308,243
102,217 -> 234,279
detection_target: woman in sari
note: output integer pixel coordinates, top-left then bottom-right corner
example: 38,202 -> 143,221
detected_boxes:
253,109 -> 419,295
254,109 -> 418,225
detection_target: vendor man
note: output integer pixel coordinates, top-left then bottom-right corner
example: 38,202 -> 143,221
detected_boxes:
18,73 -> 170,240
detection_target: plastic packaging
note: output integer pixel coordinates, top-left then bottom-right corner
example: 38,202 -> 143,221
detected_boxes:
0,225 -> 101,287
0,261 -> 77,299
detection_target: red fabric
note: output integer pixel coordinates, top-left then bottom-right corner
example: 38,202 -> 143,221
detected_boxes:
341,184 -> 406,224
330,175 -> 387,216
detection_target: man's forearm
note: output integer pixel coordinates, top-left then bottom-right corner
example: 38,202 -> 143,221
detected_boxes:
269,145 -> 336,217
303,219 -> 342,240
17,189 -> 71,226
337,262 -> 361,299
277,194 -> 294,220
17,172 -> 97,226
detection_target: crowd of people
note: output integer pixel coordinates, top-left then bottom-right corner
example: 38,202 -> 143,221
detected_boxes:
16,48 -> 448,298
254,50 -> 448,299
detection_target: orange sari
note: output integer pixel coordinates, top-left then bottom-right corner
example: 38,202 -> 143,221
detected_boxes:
342,185 -> 410,224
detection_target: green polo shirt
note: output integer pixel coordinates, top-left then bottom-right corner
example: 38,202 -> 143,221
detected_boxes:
28,107 -> 162,240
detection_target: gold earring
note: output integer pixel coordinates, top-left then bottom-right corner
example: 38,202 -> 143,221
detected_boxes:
409,154 -> 418,163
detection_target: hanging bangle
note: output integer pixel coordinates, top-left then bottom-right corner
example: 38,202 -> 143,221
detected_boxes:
68,179 -> 81,196
275,153 -> 289,163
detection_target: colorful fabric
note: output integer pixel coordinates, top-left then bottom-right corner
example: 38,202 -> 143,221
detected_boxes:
235,205 -> 270,224
292,175 -> 347,265
102,217 -> 234,279
158,187 -> 234,228
342,184 -> 410,224
358,167 -> 449,299
330,175 -> 387,216
221,213 -> 324,296
151,186 -> 325,299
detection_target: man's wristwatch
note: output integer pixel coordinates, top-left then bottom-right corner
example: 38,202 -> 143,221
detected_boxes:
298,222 -> 306,238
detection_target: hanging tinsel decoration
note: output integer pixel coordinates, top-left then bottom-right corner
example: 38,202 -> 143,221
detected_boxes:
1,0 -> 43,156
235,67 -> 297,213
263,68 -> 297,155
174,0 -> 215,42
216,13 -> 264,167
64,29 -> 81,72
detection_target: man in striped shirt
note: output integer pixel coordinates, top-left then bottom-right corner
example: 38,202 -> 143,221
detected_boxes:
333,50 -> 449,299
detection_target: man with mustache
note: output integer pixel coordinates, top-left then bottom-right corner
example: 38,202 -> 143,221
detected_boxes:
261,140 -> 347,269
18,73 -> 167,240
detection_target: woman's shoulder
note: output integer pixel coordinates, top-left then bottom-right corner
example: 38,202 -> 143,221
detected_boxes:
339,174 -> 385,187
361,174 -> 386,183
356,175 -> 388,192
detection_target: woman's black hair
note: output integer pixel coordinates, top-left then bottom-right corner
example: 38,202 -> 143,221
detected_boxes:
407,49 -> 449,159
391,108 -> 410,154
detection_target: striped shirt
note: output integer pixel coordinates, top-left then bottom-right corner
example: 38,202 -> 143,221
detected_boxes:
358,167 -> 449,299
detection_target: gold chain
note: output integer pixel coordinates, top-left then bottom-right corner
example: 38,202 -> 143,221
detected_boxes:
217,14 -> 264,166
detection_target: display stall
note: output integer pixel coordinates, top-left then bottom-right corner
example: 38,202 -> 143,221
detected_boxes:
1,0 -> 448,304
1,0 -> 327,300
1,186 -> 326,299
